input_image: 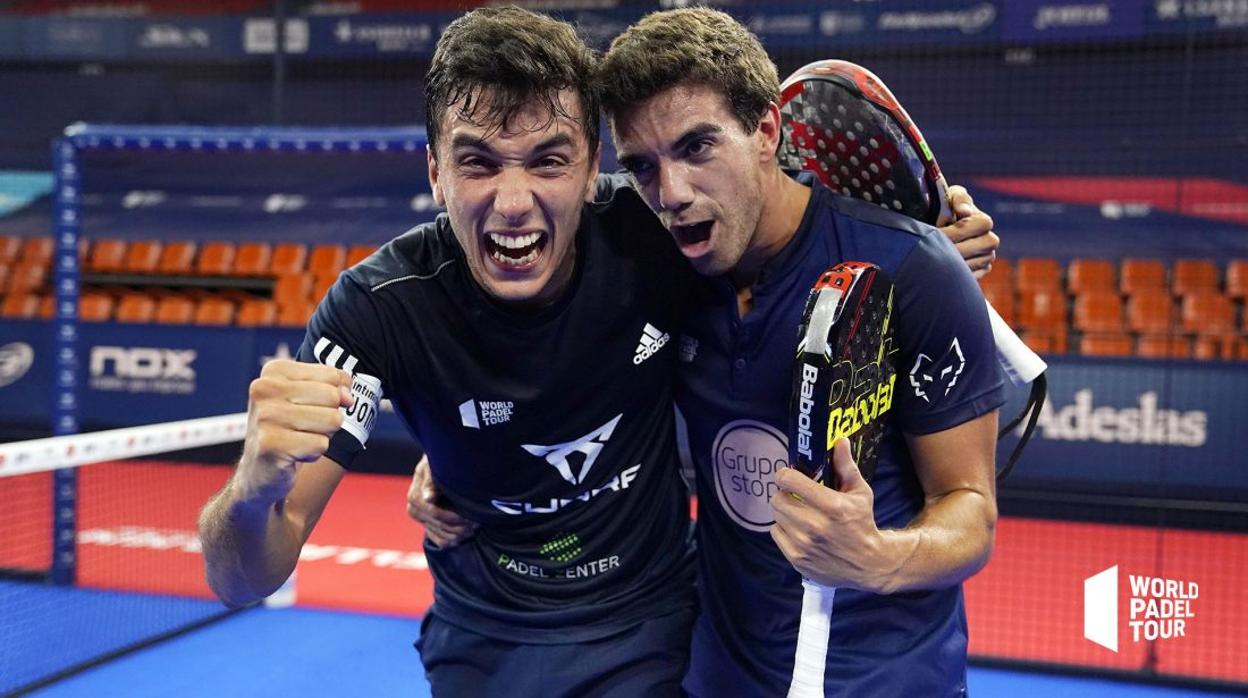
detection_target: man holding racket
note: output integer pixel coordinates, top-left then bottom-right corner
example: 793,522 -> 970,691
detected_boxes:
596,8 -> 1006,696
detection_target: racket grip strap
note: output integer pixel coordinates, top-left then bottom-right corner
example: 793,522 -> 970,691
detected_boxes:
986,300 -> 1046,385
788,580 -> 836,698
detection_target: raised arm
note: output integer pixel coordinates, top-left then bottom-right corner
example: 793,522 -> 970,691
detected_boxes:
197,360 -> 352,607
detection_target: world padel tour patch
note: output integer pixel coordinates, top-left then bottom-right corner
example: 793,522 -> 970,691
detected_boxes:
711,419 -> 788,532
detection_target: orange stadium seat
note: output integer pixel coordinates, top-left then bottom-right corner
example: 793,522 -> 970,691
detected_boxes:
1193,336 -> 1231,361
0,235 -> 21,263
6,263 -> 46,294
1181,291 -> 1236,336
308,244 -> 347,276
1015,257 -> 1062,293
1,294 -> 39,319
346,244 -> 376,268
194,298 -> 236,326
1137,334 -> 1192,360
154,296 -> 195,324
234,242 -> 273,276
313,273 -> 337,305
236,299 -> 277,327
1020,329 -> 1067,355
79,294 -> 115,322
273,273 -> 313,308
1172,259 -> 1219,297
1226,259 -> 1248,300
0,266 -> 9,292
1080,333 -> 1133,358
1017,289 -> 1067,330
1067,258 -> 1116,294
39,294 -> 54,319
196,242 -> 236,275
1126,290 -> 1175,335
270,243 -> 308,276
115,295 -> 156,323
157,241 -> 197,274
123,240 -> 162,274
1073,291 -> 1124,333
88,239 -> 127,273
1120,258 -> 1166,295
980,285 -> 1015,326
18,236 -> 53,265
277,300 -> 315,328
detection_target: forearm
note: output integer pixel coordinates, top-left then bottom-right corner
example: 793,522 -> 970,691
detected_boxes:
880,487 -> 996,595
197,479 -> 302,608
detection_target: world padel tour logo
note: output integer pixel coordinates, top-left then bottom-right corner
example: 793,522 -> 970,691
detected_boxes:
712,420 -> 788,532
1084,565 -> 1199,652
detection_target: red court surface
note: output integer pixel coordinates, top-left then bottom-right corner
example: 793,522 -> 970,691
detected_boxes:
2,461 -> 1244,686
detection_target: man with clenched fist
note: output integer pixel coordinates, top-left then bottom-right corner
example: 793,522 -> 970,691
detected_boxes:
198,361 -> 352,606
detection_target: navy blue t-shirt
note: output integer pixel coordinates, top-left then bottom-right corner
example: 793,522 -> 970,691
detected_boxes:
679,183 -> 1005,696
296,184 -> 697,643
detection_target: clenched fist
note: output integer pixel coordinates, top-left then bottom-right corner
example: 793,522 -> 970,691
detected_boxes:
233,359 -> 353,505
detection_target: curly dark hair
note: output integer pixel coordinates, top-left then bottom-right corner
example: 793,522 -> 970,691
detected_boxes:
424,6 -> 600,158
598,8 -> 779,133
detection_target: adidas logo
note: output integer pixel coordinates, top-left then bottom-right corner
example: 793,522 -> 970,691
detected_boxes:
633,323 -> 670,365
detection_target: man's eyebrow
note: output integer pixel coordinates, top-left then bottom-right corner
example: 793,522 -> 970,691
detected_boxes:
673,123 -> 724,152
533,132 -> 576,152
449,133 -> 492,152
447,132 -> 576,155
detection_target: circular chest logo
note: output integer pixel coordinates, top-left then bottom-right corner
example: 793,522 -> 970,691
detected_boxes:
711,419 -> 788,532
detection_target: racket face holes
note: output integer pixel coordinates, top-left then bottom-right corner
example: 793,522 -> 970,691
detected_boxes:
869,163 -> 880,174
892,200 -> 903,210
850,156 -> 860,166
869,137 -> 879,149
837,142 -> 847,153
882,157 -> 892,168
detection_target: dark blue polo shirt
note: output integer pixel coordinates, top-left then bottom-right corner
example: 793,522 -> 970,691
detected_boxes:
679,182 -> 1005,697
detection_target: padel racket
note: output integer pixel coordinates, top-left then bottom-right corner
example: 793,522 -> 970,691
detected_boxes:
778,59 -> 1046,479
787,261 -> 897,697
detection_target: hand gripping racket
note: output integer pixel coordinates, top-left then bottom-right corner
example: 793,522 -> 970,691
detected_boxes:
778,59 -> 1046,480
787,261 -> 897,697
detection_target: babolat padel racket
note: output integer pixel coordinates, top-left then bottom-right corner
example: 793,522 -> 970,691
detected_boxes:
778,59 -> 1047,481
787,261 -> 897,697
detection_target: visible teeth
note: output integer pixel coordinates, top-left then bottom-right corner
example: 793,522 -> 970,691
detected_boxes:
491,248 -> 539,266
489,232 -> 542,249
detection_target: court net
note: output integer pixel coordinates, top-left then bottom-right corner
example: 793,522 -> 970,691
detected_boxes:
0,414 -> 246,697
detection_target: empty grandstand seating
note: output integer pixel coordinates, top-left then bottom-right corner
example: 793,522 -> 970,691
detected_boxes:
3,240 -> 1243,361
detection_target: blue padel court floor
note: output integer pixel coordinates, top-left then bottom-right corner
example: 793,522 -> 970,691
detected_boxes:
15,606 -> 1236,698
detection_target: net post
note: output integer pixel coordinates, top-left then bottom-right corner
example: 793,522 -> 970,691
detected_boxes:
50,135 -> 81,587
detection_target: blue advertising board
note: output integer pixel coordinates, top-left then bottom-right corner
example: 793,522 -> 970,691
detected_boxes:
1,1 -> 1242,63
1,320 -> 1244,497
997,355 -> 1248,500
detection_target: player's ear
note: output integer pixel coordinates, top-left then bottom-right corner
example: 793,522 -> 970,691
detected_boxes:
755,102 -> 783,163
427,144 -> 446,208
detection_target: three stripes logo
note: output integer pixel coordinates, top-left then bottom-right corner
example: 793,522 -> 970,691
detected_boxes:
313,337 -> 359,374
633,323 -> 671,365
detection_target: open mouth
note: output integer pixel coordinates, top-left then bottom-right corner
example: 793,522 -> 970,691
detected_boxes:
484,231 -> 547,269
670,220 -> 714,252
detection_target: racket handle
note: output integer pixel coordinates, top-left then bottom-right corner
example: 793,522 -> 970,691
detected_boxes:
985,300 -> 1046,386
788,580 -> 836,698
